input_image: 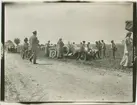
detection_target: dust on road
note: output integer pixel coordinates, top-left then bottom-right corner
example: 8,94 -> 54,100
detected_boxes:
5,53 -> 132,102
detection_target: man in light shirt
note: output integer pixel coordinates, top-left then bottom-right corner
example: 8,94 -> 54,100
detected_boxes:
111,40 -> 117,59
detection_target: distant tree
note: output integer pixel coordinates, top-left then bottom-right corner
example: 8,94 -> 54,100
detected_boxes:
14,38 -> 20,46
7,40 -> 13,43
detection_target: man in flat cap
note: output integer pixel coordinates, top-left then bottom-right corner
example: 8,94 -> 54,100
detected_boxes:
29,30 -> 39,64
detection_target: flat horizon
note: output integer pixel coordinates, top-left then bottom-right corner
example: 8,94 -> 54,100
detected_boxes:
5,3 -> 133,45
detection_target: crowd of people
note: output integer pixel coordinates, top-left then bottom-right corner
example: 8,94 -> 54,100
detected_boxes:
20,30 -> 133,68
45,39 -> 118,60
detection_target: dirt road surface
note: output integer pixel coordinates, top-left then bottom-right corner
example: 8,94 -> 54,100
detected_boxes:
5,53 -> 132,102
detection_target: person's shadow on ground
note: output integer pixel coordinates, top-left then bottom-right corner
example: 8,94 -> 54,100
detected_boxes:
37,63 -> 53,65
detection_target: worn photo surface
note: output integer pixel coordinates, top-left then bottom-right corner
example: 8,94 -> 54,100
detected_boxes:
4,2 -> 133,102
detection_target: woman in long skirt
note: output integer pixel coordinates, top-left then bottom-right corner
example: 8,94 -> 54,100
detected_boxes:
120,32 -> 133,68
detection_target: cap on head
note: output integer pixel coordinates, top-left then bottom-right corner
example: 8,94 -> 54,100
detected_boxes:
24,38 -> 28,42
33,30 -> 37,35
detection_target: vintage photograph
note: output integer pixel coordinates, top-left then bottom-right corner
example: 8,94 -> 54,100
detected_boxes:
4,2 -> 133,102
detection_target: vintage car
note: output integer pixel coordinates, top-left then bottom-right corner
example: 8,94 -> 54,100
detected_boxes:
46,43 -> 99,61
5,40 -> 16,53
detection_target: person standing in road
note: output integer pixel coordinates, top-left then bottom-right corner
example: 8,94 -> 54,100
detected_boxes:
111,40 -> 117,59
57,38 -> 64,59
29,30 -> 39,64
101,40 -> 106,58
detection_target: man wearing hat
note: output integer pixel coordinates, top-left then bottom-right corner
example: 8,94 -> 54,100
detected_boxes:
29,30 -> 38,64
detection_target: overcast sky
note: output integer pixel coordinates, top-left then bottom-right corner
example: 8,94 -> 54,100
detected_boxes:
5,3 -> 133,44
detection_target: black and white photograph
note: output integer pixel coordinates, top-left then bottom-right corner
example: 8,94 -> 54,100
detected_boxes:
4,2 -> 134,102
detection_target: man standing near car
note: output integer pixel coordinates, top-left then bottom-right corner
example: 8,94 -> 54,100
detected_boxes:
57,38 -> 64,59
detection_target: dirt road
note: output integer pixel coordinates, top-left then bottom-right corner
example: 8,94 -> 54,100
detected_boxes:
5,53 -> 132,102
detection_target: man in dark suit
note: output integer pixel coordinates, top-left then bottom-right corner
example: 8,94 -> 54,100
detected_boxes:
29,30 -> 38,64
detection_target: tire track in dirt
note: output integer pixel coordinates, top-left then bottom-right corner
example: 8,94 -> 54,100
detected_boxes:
5,53 -> 132,102
5,54 -> 48,102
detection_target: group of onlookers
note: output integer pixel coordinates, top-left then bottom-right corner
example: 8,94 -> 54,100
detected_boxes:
95,40 -> 107,59
19,30 -> 134,68
45,39 -> 118,60
21,31 -> 66,64
95,40 -> 117,59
